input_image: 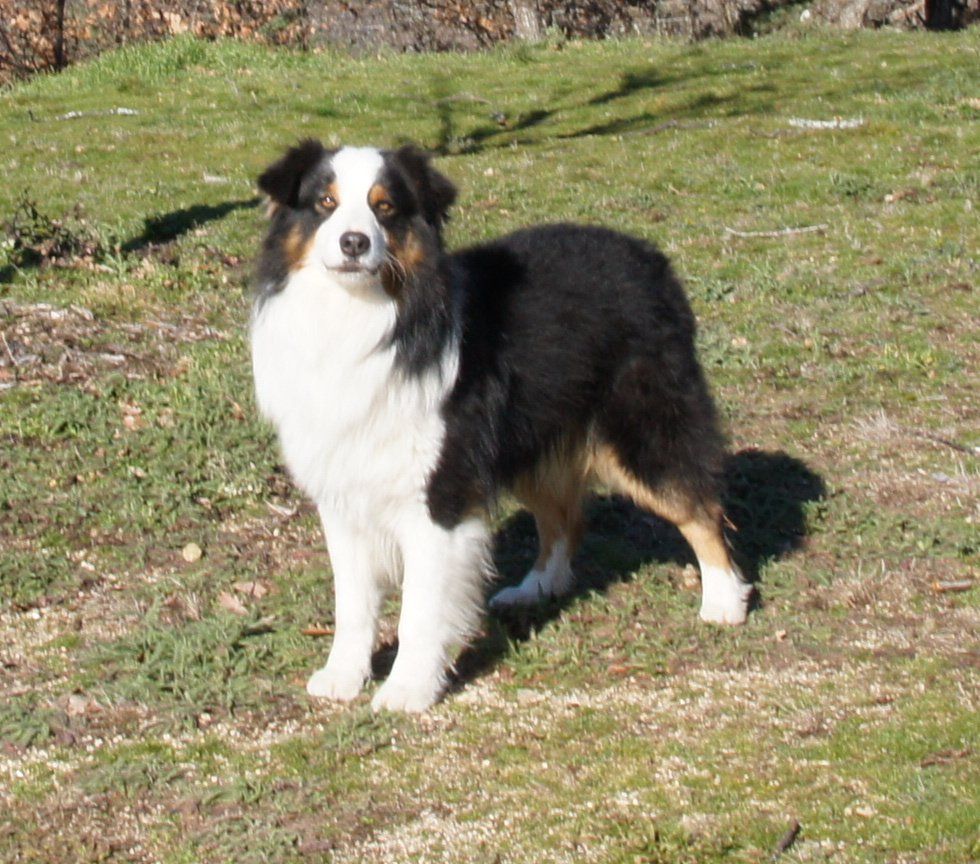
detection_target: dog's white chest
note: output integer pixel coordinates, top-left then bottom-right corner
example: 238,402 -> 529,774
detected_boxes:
250,272 -> 452,517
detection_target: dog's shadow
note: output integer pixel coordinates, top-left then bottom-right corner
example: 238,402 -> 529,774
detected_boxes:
441,448 -> 826,688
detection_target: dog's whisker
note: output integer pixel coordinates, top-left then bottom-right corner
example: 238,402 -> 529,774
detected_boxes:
384,250 -> 408,281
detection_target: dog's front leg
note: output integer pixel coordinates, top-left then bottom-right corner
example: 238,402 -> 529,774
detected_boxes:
372,513 -> 488,713
306,507 -> 384,702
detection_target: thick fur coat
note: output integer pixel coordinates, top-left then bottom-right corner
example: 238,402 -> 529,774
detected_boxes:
251,142 -> 751,712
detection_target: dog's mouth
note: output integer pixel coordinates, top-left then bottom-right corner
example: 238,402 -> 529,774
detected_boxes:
331,261 -> 379,276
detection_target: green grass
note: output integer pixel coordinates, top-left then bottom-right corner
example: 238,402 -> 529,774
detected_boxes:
1,28 -> 978,864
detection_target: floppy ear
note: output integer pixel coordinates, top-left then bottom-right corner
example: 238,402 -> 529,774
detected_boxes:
393,145 -> 457,228
258,139 -> 327,208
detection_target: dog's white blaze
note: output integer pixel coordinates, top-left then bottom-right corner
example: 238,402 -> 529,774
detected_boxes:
698,563 -> 752,625
314,147 -> 388,274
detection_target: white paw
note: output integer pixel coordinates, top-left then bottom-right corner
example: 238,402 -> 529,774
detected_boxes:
489,578 -> 547,610
698,565 -> 753,626
491,541 -> 574,611
306,663 -> 368,702
371,676 -> 442,714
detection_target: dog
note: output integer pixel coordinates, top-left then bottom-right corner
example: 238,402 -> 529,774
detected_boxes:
250,141 -> 752,712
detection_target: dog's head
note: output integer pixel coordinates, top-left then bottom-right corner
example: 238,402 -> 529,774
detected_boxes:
257,141 -> 456,292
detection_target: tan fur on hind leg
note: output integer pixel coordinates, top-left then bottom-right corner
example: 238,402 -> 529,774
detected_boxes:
591,445 -> 751,625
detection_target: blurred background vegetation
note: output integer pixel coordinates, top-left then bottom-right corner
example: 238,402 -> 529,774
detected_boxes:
3,0 -> 976,87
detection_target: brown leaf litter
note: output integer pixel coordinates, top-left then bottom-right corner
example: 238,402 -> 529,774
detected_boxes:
0,300 -> 229,389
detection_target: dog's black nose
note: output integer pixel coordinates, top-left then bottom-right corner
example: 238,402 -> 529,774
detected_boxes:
340,231 -> 370,259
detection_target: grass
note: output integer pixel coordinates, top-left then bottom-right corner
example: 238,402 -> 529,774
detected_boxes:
1,26 -> 978,863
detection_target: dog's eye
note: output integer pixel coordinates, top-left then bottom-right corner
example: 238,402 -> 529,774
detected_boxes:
375,200 -> 395,217
318,194 -> 338,212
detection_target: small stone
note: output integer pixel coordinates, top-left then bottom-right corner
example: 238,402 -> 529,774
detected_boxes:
680,564 -> 701,591
515,688 -> 539,705
233,580 -> 269,599
67,694 -> 92,716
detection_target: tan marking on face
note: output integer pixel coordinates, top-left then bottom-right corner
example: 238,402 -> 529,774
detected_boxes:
283,223 -> 314,271
397,231 -> 426,270
380,227 -> 427,300
368,184 -> 393,209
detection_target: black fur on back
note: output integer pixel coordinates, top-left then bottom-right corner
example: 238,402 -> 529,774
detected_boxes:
426,223 -> 726,528
252,143 -> 726,524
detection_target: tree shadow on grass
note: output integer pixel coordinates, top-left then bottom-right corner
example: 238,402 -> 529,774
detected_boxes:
121,197 -> 260,255
0,197 -> 260,284
430,63 -> 782,156
588,68 -> 673,107
450,448 -> 826,689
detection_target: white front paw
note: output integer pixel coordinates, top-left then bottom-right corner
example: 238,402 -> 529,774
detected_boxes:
698,565 -> 753,626
306,663 -> 368,702
371,676 -> 442,713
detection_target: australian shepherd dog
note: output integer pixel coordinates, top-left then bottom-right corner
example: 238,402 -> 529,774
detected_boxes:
250,142 -> 753,712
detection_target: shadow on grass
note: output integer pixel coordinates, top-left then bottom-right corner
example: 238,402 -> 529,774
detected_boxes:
588,68 -> 673,107
430,63 -> 782,155
427,48 -> 923,156
121,197 -> 260,255
449,448 -> 825,689
0,197 -> 260,284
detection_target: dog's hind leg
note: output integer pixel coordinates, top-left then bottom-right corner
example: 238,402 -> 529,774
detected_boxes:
490,452 -> 586,610
594,353 -> 751,624
593,445 -> 751,625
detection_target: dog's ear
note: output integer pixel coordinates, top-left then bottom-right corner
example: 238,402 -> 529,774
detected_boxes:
393,145 -> 457,228
258,139 -> 327,209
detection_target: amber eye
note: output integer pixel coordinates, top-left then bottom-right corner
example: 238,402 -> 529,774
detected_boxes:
319,194 -> 338,212
375,200 -> 395,217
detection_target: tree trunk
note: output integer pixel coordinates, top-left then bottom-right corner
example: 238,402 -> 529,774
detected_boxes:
924,0 -> 962,29
510,0 -> 543,41
53,0 -> 67,69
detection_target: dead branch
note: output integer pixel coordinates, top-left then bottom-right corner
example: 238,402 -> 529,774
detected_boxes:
908,428 -> 978,456
920,747 -> 973,767
772,820 -> 802,860
788,117 -> 865,130
54,108 -> 139,121
932,580 -> 974,594
0,331 -> 18,367
724,224 -> 828,239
